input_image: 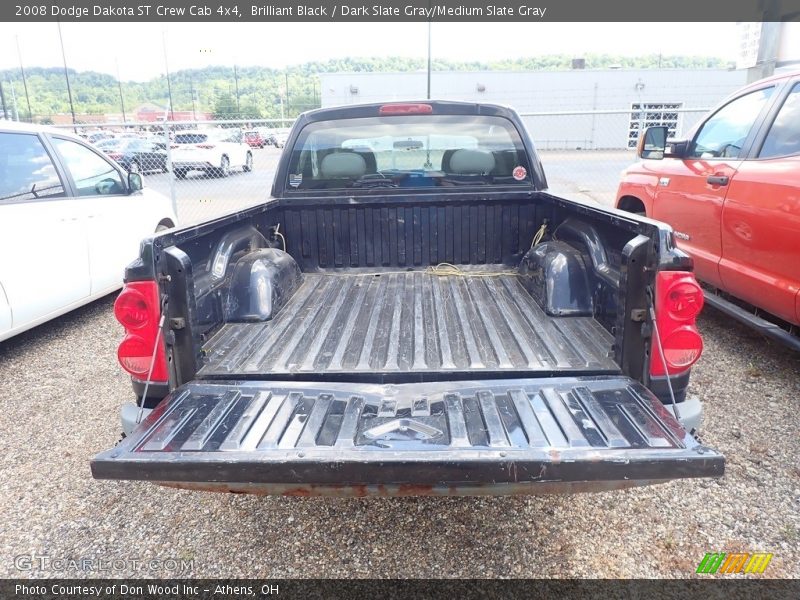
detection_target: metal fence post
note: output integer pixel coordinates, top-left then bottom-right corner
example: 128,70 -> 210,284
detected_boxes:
166,123 -> 178,219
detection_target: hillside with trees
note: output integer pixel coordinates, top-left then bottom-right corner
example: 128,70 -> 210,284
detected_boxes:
0,54 -> 733,122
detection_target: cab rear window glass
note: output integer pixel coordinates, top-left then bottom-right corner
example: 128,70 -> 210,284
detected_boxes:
285,114 -> 531,190
0,132 -> 65,203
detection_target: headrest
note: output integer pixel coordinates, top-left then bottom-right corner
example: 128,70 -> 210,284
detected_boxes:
320,152 -> 367,178
448,149 -> 495,175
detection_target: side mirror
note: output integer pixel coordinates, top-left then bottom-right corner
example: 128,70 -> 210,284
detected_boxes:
638,126 -> 689,160
128,172 -> 143,192
637,126 -> 668,160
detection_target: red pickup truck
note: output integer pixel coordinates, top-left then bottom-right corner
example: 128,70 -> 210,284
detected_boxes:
616,71 -> 800,350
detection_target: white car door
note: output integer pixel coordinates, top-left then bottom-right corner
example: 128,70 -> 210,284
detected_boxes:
49,136 -> 146,296
0,131 -> 90,335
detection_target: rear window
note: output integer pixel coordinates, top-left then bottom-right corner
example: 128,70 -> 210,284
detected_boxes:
175,133 -> 209,144
285,114 -> 531,190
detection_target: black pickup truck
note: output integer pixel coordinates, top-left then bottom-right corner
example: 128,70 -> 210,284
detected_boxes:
92,101 -> 723,495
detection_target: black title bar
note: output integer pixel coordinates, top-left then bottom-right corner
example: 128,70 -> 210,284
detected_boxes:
5,0 -> 800,22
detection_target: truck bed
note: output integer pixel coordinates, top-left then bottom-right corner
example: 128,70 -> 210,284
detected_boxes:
199,270 -> 617,379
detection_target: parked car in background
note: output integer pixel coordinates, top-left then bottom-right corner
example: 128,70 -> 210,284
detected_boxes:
94,138 -> 127,153
617,70 -> 800,350
0,121 -> 177,343
255,127 -> 276,145
170,128 -> 254,178
273,129 -> 290,148
104,139 -> 169,174
244,130 -> 266,148
86,131 -> 115,144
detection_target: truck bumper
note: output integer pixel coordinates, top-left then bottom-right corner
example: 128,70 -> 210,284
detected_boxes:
94,376 -> 723,496
663,395 -> 703,434
171,161 -> 214,171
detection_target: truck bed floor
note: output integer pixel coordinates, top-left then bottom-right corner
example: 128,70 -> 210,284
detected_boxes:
199,271 -> 618,378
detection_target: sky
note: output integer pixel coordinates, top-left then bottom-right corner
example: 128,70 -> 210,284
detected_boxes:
0,22 -> 740,81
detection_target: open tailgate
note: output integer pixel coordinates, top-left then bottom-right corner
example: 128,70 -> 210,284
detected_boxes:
92,376 -> 723,496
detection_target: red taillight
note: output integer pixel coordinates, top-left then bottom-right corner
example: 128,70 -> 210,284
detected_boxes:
379,103 -> 433,115
107,152 -> 122,160
651,271 -> 705,376
114,287 -> 149,329
197,144 -> 216,149
118,335 -> 158,376
114,281 -> 168,382
665,279 -> 704,321
661,327 -> 704,369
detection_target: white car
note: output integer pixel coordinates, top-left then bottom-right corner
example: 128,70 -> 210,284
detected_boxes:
170,128 -> 253,178
0,121 -> 177,343
273,130 -> 290,148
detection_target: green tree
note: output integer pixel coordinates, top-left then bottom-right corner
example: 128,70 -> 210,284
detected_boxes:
212,91 -> 238,119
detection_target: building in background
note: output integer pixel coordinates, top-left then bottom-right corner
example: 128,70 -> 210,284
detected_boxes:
738,22 -> 800,81
320,68 -> 748,150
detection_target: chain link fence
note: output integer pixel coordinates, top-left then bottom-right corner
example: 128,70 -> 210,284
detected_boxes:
54,118 -> 293,226
49,106 -> 709,225
520,107 -> 710,205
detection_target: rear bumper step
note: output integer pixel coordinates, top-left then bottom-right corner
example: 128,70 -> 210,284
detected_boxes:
92,377 -> 723,495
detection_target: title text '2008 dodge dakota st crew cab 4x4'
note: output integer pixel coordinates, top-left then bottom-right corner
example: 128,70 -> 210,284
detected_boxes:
92,102 -> 723,496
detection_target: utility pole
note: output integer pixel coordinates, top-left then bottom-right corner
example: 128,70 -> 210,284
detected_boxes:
233,64 -> 240,116
162,30 -> 175,120
115,58 -> 127,123
57,22 -> 77,132
190,78 -> 197,121
426,14 -> 432,99
9,81 -> 19,121
16,36 -> 32,122
0,82 -> 7,120
746,22 -> 781,82
284,72 -> 290,116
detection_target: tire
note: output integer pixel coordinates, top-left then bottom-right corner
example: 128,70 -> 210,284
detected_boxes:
243,153 -> 253,172
174,169 -> 187,179
128,160 -> 140,174
217,155 -> 231,178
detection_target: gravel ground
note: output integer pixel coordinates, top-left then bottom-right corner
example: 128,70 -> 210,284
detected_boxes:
0,296 -> 798,579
